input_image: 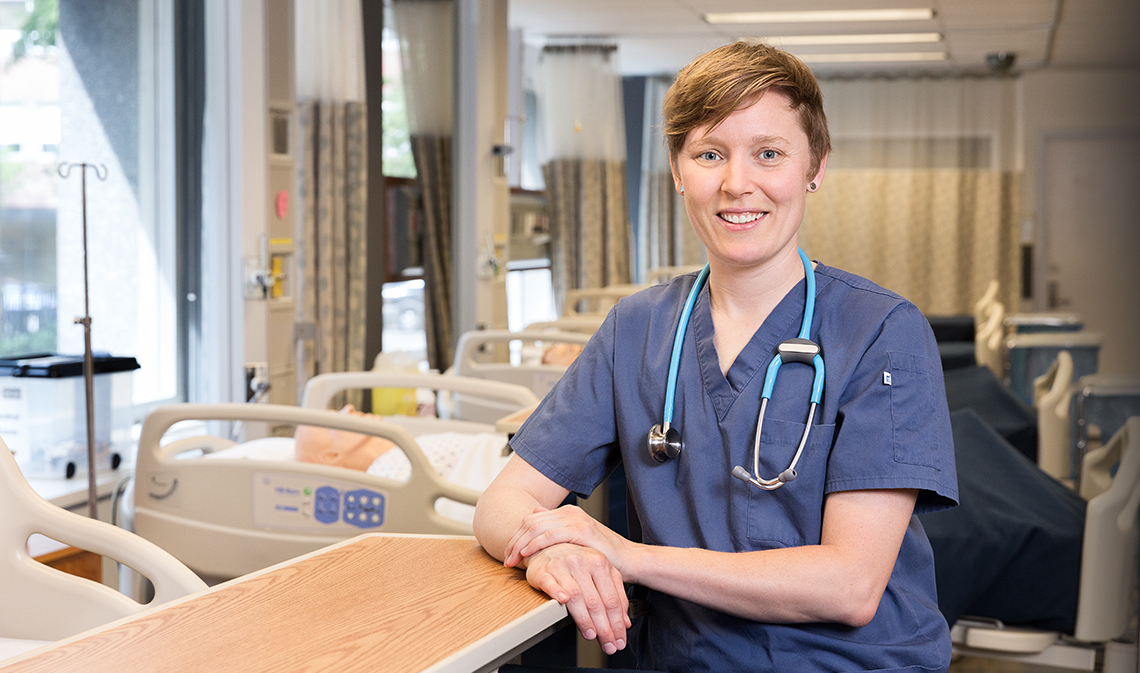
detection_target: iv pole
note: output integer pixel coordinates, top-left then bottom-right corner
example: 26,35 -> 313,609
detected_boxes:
57,161 -> 108,519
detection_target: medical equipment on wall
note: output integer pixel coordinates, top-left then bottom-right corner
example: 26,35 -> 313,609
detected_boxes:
647,249 -> 825,491
129,374 -> 537,582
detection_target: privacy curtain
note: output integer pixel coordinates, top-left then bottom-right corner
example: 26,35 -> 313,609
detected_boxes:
537,45 -> 632,310
801,170 -> 1021,315
393,0 -> 454,371
638,76 -> 705,280
296,0 -> 368,406
801,77 -> 1022,315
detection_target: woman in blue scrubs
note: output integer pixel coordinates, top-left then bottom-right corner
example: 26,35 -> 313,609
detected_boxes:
474,41 -> 958,672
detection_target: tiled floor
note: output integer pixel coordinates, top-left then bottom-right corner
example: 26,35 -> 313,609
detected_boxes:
949,655 -> 1071,672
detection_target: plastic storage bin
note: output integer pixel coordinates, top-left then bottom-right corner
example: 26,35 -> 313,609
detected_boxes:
0,353 -> 139,479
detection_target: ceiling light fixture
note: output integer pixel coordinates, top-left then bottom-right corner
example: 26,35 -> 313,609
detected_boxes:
704,9 -> 935,24
768,32 -> 942,46
796,51 -> 948,63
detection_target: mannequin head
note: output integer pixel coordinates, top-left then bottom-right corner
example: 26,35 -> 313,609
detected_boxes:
542,342 -> 584,366
294,405 -> 397,471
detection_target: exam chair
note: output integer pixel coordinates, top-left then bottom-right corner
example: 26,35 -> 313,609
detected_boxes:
0,435 -> 206,662
949,416 -> 1140,671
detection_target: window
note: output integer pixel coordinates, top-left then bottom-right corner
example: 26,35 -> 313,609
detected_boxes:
0,0 -> 178,408
378,9 -> 426,365
380,22 -> 415,180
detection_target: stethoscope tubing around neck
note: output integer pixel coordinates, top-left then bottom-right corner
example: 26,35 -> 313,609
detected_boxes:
657,248 -> 825,490
662,265 -> 710,428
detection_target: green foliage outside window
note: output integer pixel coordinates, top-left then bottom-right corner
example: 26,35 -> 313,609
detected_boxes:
382,75 -> 416,179
12,0 -> 58,62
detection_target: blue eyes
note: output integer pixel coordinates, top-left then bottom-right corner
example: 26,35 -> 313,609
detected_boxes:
696,149 -> 780,161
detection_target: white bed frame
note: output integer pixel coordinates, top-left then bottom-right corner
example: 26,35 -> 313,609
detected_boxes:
950,416 -> 1140,671
561,284 -> 645,318
446,329 -> 591,423
132,374 -> 538,583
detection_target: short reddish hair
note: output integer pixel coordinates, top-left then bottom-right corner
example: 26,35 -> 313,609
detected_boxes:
663,41 -> 831,178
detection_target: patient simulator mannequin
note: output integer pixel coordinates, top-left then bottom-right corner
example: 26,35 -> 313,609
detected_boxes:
293,343 -> 580,502
294,405 -> 512,524
540,342 -> 583,366
294,405 -> 398,471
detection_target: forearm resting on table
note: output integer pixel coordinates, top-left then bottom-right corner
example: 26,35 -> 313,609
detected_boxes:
624,540 -> 885,627
510,488 -> 918,628
474,459 -> 631,655
473,484 -> 545,564
473,455 -> 570,564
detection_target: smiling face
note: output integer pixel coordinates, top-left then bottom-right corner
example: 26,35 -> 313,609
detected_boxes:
671,90 -> 826,276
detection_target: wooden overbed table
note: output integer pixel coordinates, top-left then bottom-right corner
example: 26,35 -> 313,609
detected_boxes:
1,534 -> 566,673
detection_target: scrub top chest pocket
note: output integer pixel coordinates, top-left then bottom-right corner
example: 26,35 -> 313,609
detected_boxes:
745,415 -> 836,548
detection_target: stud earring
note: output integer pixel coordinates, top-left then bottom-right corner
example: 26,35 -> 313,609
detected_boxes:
679,185 -> 685,194
808,182 -> 817,192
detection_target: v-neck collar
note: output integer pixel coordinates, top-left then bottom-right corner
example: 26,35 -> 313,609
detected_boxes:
690,273 -> 811,421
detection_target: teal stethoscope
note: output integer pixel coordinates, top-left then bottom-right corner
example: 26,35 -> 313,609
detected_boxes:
646,248 -> 826,491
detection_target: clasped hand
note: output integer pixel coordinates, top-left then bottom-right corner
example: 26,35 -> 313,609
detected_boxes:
504,505 -> 633,655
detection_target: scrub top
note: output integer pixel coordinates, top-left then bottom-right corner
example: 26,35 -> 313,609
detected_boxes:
510,262 -> 959,673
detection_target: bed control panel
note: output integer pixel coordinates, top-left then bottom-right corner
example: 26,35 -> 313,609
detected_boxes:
252,472 -> 386,532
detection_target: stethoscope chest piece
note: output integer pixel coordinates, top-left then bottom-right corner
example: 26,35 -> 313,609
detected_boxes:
647,423 -> 682,463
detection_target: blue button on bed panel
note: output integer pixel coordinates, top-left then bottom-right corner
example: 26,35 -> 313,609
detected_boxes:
342,488 -> 385,528
314,486 -> 340,524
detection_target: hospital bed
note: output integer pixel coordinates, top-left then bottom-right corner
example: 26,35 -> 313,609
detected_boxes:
1006,330 -> 1104,404
1035,350 -> 1078,481
969,279 -> 1086,383
1035,350 -> 1140,482
526,314 -> 606,334
562,284 -> 645,317
644,265 -> 704,285
446,328 -> 591,423
925,313 -> 976,371
560,266 -> 706,318
1005,312 -> 1084,335
130,374 -> 539,583
974,299 -> 1007,379
1,434 -> 205,663
1072,377 -> 1140,479
947,415 -> 1140,671
943,365 -> 1038,461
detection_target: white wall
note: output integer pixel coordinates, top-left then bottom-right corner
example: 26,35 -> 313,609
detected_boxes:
1020,67 -> 1140,375
1020,67 -> 1140,224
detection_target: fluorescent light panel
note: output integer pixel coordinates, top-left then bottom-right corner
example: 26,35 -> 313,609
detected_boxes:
705,9 -> 935,24
797,51 -> 948,63
770,32 -> 941,46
